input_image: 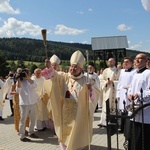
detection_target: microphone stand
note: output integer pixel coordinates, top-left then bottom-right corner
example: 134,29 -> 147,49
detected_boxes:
132,95 -> 135,150
140,88 -> 144,150
86,50 -> 90,150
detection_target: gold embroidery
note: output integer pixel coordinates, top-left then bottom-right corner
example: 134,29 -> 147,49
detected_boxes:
62,99 -> 77,144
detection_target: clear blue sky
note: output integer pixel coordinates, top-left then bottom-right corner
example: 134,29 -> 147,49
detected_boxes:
0,0 -> 150,53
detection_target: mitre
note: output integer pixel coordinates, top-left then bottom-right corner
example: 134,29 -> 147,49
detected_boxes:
50,54 -> 61,65
70,50 -> 85,68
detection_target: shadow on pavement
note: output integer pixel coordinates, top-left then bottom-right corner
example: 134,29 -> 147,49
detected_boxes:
84,145 -> 122,150
94,116 -> 101,121
0,116 -> 14,125
93,126 -> 107,135
29,129 -> 59,145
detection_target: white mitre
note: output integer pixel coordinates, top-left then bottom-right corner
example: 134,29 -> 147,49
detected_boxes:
70,50 -> 85,68
50,54 -> 61,65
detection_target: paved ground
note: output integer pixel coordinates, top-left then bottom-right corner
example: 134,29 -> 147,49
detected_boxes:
0,101 -> 125,150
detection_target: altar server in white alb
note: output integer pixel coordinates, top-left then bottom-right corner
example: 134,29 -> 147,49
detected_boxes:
84,61 -> 100,112
116,57 -> 136,110
98,58 -> 120,127
85,62 -> 100,89
31,68 -> 49,131
116,57 -> 136,133
127,53 -> 150,150
0,79 -> 4,121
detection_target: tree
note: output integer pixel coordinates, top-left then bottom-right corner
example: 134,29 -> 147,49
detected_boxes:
9,60 -> 17,71
0,51 -> 10,77
30,64 -> 38,74
16,60 -> 25,68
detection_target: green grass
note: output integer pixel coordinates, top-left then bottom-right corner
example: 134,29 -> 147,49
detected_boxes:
7,60 -> 42,66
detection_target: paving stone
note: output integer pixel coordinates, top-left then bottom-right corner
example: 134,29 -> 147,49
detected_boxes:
0,101 -> 125,150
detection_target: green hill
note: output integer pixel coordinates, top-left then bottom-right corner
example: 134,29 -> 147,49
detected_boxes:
0,37 -> 149,62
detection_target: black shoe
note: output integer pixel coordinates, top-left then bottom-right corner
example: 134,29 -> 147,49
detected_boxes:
97,124 -> 106,127
0,117 -> 4,121
25,130 -> 28,136
20,137 -> 31,142
35,128 -> 46,131
118,128 -> 124,133
53,129 -> 56,135
29,133 -> 39,138
95,110 -> 98,113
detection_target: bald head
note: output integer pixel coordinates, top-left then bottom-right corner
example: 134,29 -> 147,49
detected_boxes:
134,53 -> 148,69
34,68 -> 42,78
108,58 -> 116,68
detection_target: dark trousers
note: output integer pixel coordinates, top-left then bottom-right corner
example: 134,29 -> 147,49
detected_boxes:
124,118 -> 131,140
95,104 -> 98,112
9,100 -> 14,115
128,121 -> 150,150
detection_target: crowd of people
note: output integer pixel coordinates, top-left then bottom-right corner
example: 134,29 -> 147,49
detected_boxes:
0,50 -> 150,150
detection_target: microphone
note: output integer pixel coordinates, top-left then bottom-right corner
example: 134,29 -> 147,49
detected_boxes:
108,78 -> 114,87
106,78 -> 109,87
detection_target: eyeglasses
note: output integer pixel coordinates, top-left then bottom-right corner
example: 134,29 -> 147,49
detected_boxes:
134,57 -> 146,60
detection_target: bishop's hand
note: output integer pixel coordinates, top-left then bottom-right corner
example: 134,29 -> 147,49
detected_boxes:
86,83 -> 92,90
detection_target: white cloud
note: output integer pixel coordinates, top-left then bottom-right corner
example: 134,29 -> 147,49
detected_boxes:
141,0 -> 150,12
0,17 -> 45,37
142,48 -> 150,52
77,11 -> 84,15
128,41 -> 143,50
128,40 -> 150,53
129,44 -> 142,50
117,24 -> 132,31
82,40 -> 88,44
0,0 -> 20,14
54,24 -> 86,35
128,40 -> 131,45
88,8 -> 93,12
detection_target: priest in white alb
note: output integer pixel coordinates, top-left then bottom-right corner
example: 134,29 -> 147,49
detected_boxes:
98,58 -> 120,127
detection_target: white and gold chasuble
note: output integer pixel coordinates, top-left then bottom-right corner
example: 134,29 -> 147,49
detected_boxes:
44,71 -> 100,150
101,67 -> 120,110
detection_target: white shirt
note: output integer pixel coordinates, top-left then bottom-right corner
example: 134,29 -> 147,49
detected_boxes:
128,68 -> 150,123
116,68 -> 136,109
0,79 -> 4,100
16,79 -> 38,105
31,75 -> 45,100
3,77 -> 14,100
0,79 -> 4,110
84,72 -> 100,89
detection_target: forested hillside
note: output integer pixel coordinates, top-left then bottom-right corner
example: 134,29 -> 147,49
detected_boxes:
0,37 -> 149,78
0,37 -> 149,62
0,37 -> 92,62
